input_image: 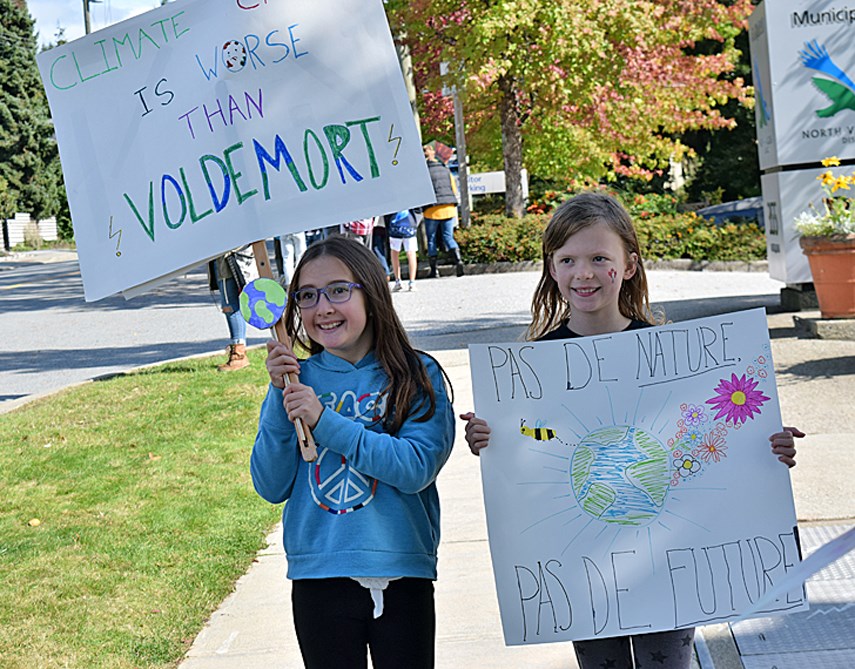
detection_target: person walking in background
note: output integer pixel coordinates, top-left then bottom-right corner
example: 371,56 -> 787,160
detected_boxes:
207,245 -> 258,372
251,237 -> 455,668
275,231 -> 307,290
370,214 -> 392,280
387,209 -> 419,292
341,217 -> 377,247
305,225 -> 339,247
423,143 -> 464,278
460,191 -> 803,669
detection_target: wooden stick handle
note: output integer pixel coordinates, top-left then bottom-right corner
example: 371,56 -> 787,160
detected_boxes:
252,241 -> 318,462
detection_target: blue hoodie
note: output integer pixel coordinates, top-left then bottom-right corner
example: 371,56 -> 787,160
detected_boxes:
250,350 -> 455,580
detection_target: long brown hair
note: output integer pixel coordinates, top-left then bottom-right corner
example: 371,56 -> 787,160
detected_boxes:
283,236 -> 440,433
527,191 -> 660,340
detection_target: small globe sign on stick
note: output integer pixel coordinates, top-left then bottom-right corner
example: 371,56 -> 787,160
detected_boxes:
239,278 -> 287,330
238,268 -> 317,463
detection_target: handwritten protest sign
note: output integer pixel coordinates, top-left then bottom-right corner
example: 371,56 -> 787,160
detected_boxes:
37,0 -> 433,301
469,308 -> 807,645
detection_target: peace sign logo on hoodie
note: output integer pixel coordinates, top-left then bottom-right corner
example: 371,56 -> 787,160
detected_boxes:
309,449 -> 378,515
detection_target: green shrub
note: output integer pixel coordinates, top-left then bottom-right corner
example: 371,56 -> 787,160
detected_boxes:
11,237 -> 77,252
23,222 -> 42,249
57,213 -> 74,241
457,211 -> 766,264
625,193 -> 681,217
456,213 -> 549,263
703,220 -> 768,261
633,212 -> 767,261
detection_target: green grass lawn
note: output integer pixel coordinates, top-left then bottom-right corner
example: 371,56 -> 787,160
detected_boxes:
0,349 -> 281,668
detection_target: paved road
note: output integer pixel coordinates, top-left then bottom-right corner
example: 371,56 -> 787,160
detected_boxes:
0,250 -> 786,411
3,252 -> 853,526
3,251 -> 855,668
0,252 -> 265,409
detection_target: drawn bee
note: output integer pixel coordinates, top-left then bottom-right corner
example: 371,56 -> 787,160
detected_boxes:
520,418 -> 557,442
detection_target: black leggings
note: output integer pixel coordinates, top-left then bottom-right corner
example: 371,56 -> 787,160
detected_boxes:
291,577 -> 435,669
573,628 -> 695,669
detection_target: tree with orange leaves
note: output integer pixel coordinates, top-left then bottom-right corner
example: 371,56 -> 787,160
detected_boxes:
386,0 -> 754,217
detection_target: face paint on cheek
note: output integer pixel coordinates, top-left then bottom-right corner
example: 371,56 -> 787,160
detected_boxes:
608,268 -> 618,283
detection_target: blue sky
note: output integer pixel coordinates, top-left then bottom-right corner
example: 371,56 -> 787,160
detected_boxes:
26,1 -> 163,47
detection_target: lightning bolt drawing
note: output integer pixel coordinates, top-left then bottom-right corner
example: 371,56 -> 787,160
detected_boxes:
108,216 -> 122,257
387,124 -> 402,166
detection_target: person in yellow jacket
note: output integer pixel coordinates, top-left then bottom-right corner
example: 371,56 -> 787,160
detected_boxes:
422,144 -> 464,278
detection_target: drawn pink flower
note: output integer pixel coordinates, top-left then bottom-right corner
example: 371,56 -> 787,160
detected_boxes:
706,374 -> 770,425
699,433 -> 728,463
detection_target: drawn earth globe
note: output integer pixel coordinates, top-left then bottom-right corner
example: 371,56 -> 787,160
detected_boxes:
239,278 -> 286,330
570,425 -> 670,526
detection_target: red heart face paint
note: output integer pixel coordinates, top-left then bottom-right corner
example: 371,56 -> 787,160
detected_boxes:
608,268 -> 618,283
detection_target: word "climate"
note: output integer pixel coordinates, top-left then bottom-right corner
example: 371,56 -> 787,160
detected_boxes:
47,11 -> 189,91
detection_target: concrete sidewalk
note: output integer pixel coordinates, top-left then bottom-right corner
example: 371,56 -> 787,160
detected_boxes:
0,248 -> 78,269
4,251 -> 852,667
178,304 -> 855,669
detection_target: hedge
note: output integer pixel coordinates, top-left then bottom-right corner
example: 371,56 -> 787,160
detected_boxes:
455,211 -> 766,265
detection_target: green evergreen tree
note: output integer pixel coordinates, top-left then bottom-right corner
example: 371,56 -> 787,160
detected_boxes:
0,175 -> 16,250
0,0 -> 66,226
682,28 -> 760,203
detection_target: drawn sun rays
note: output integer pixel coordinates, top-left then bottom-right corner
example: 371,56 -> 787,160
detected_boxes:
516,386 -> 719,565
512,341 -> 774,564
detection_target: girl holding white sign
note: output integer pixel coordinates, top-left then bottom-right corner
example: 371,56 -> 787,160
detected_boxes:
461,191 -> 802,669
251,236 -> 455,669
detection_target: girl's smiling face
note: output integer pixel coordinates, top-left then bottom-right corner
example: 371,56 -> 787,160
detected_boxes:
548,222 -> 637,334
296,255 -> 374,364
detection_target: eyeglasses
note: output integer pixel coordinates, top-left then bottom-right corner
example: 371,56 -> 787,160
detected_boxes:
291,282 -> 363,309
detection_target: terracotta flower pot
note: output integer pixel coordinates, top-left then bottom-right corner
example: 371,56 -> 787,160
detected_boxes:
799,234 -> 855,318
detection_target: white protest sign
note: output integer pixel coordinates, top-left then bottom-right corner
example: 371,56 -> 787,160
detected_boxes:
470,308 -> 807,645
37,0 -> 433,301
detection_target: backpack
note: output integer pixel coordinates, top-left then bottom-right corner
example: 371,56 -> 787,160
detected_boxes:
224,245 -> 259,289
387,210 -> 416,238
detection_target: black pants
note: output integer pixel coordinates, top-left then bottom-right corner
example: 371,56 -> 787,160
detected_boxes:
573,628 -> 696,669
291,577 -> 435,669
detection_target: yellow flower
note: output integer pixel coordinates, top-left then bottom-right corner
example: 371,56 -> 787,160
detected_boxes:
796,160 -> 855,236
831,177 -> 851,193
819,171 -> 836,186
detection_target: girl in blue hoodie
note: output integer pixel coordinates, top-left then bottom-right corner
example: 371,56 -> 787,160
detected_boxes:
251,236 -> 455,669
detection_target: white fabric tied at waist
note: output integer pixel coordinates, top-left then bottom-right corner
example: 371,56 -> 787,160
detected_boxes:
352,577 -> 402,618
